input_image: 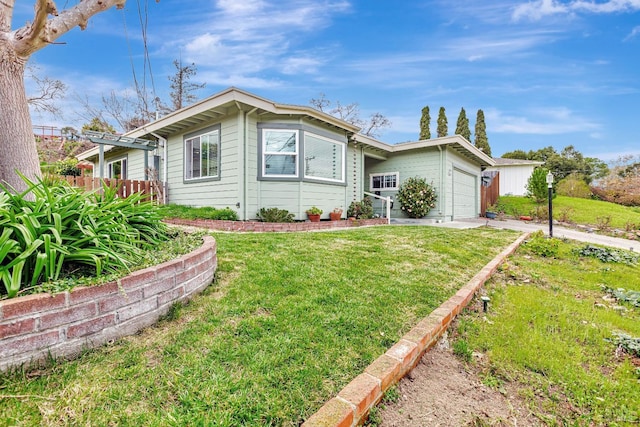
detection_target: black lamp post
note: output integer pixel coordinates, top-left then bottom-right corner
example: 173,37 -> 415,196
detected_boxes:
546,171 -> 554,238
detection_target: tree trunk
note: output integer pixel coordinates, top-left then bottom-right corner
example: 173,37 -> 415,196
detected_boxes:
0,58 -> 41,193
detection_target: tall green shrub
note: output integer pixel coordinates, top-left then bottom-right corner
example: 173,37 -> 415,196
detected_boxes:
396,177 -> 437,218
526,167 -> 554,204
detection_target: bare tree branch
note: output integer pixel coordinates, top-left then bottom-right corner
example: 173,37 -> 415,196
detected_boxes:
26,65 -> 66,115
309,94 -> 391,138
12,0 -> 127,57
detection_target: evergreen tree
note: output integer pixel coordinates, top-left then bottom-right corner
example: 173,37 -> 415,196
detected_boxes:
437,107 -> 448,138
419,106 -> 431,140
474,109 -> 491,156
455,107 -> 471,141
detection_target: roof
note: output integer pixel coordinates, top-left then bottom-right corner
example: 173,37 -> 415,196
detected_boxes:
491,158 -> 544,167
77,87 -> 493,167
354,133 -> 495,167
79,87 -> 361,161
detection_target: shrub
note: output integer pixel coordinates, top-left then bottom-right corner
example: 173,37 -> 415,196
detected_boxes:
523,230 -> 559,257
575,245 -> 639,265
158,204 -> 238,221
396,177 -> 437,218
526,167 -> 553,204
556,174 -> 592,199
347,198 -> 374,219
256,207 -> 294,223
0,177 -> 169,298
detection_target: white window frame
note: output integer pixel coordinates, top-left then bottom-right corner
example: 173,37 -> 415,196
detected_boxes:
262,128 -> 299,178
370,172 -> 400,191
303,132 -> 345,183
184,128 -> 220,181
107,157 -> 127,180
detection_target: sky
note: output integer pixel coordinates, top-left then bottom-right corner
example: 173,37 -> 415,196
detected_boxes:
17,0 -> 640,161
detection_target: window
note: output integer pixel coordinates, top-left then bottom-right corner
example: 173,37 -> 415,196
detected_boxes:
304,133 -> 344,183
107,158 -> 127,179
185,128 -> 220,181
370,172 -> 399,190
262,129 -> 298,177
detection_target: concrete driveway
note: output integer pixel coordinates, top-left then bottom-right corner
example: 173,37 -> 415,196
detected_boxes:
394,217 -> 640,252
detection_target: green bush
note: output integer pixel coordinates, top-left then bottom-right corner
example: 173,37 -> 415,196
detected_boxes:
396,176 -> 437,218
0,176 -> 169,298
556,174 -> 592,199
157,204 -> 238,221
256,207 -> 294,223
347,197 -> 374,219
523,230 -> 559,257
526,167 -> 554,204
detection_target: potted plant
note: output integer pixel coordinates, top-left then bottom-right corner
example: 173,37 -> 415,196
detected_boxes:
329,207 -> 343,221
306,206 -> 323,222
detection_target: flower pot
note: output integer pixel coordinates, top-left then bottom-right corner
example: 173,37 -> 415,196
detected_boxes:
329,212 -> 342,221
307,214 -> 321,222
485,211 -> 497,219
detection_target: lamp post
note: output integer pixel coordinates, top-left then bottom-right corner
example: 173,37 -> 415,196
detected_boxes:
546,171 -> 554,238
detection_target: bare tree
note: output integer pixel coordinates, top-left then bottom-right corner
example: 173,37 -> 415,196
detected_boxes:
26,65 -> 66,116
310,94 -> 391,138
0,0 -> 129,192
169,58 -> 205,111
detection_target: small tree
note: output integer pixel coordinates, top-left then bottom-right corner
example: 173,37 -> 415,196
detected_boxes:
455,107 -> 471,141
419,106 -> 431,140
526,167 -> 553,204
437,107 -> 448,138
474,109 -> 492,156
82,117 -> 117,134
397,177 -> 437,218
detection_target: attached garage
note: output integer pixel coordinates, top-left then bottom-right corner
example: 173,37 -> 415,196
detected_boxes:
452,168 -> 478,219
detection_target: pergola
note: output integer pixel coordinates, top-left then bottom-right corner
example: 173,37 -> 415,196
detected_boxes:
83,130 -> 159,180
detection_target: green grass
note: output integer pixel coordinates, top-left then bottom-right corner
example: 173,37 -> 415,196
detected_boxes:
456,237 -> 640,425
157,203 -> 239,220
498,195 -> 640,229
0,226 -> 517,426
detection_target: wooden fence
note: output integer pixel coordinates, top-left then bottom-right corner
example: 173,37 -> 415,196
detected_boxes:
480,171 -> 500,216
60,176 -> 162,202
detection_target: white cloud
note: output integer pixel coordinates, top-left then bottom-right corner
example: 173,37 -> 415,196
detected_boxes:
485,107 -> 601,134
624,25 -> 640,41
512,0 -> 640,21
512,0 -> 568,21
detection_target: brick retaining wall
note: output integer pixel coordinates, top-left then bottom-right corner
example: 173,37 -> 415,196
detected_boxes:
0,235 -> 217,372
163,218 -> 389,232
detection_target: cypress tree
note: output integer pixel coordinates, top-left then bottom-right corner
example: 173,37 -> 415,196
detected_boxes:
437,106 -> 448,138
474,109 -> 492,156
455,107 -> 471,141
419,106 -> 431,140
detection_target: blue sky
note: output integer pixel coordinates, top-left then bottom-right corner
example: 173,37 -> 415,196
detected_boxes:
20,0 -> 640,160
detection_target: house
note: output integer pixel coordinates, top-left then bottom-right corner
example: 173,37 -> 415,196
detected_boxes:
77,87 -> 494,221
485,158 -> 544,196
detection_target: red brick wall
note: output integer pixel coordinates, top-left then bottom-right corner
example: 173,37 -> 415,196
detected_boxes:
0,236 -> 217,372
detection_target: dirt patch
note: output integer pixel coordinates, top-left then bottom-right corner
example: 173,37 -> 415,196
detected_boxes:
379,336 -> 540,426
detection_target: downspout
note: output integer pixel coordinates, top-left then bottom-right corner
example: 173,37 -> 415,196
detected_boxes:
438,145 -> 445,220
244,107 -> 258,220
150,132 -> 168,205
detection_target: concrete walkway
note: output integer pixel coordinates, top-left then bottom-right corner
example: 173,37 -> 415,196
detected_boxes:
428,217 -> 640,252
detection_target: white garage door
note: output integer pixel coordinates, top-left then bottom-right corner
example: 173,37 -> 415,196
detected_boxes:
453,169 -> 477,219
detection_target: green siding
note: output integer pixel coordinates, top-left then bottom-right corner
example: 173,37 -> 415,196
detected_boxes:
365,147 -> 444,220
166,116 -> 240,212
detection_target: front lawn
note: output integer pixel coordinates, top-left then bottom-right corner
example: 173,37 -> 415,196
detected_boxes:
453,235 -> 640,425
0,226 -> 517,426
498,195 -> 640,229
